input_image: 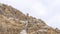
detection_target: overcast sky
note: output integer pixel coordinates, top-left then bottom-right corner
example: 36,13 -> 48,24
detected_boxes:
0,0 -> 60,29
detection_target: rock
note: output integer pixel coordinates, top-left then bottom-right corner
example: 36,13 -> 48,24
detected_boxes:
0,3 -> 60,34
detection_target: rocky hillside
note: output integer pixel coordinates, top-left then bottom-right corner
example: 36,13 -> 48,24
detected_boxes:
0,3 -> 60,34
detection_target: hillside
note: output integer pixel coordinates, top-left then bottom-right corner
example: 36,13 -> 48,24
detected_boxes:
0,3 -> 60,34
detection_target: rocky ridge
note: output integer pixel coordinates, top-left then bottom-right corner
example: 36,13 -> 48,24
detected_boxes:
0,3 -> 60,34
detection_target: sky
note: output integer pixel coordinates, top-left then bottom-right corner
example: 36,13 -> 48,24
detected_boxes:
0,0 -> 60,29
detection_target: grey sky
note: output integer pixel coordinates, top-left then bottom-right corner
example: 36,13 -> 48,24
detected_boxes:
0,0 -> 60,29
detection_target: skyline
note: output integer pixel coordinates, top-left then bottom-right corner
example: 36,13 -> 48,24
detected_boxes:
0,0 -> 60,29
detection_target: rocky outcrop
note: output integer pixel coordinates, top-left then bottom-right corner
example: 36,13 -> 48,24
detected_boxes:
0,3 -> 60,34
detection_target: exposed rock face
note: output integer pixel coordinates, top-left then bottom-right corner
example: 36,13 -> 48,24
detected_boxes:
0,3 -> 60,34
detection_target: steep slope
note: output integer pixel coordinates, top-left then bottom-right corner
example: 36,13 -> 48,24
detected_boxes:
0,3 -> 60,34
0,3 -> 27,34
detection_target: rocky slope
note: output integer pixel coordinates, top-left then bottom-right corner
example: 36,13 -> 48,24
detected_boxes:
0,3 -> 60,34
